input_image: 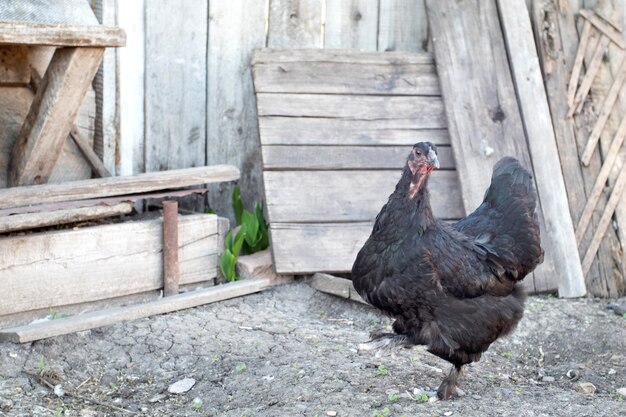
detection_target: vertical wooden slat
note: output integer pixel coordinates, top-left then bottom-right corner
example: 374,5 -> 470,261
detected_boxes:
207,0 -> 266,221
93,0 -> 119,175
324,0 -> 379,50
498,0 -> 586,297
117,0 -> 145,176
378,0 -> 428,52
426,0 -> 560,294
267,0 -> 323,48
145,0 -> 207,172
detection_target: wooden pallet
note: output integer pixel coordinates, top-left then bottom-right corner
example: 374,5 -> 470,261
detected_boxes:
252,48 -> 464,275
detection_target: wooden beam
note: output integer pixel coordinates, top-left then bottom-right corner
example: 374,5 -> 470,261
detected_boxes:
256,93 -> 446,127
252,61 -> 440,95
0,165 -> 239,210
9,47 -> 105,186
569,35 -> 611,116
567,19 -> 592,109
0,21 -> 126,47
0,202 -> 132,233
259,117 -> 450,146
579,9 -> 626,49
498,0 -> 586,297
29,67 -> 111,178
0,279 -> 271,343
580,57 -> 626,166
581,166 -> 626,275
70,127 -> 111,177
576,112 -> 626,242
0,214 -> 225,317
252,48 -> 435,65
310,273 -> 367,304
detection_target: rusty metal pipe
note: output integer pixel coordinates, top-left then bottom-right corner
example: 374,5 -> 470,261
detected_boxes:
162,200 -> 180,296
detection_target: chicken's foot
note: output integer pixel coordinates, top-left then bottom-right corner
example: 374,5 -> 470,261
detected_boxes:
437,365 -> 463,400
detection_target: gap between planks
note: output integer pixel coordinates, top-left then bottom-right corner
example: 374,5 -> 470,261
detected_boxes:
0,279 -> 272,343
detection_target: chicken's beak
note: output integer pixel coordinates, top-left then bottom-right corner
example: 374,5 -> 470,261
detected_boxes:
428,148 -> 440,169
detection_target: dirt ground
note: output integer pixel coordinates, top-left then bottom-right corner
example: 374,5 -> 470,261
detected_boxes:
0,280 -> 624,417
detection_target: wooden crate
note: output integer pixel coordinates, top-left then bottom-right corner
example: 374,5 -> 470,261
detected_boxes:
0,213 -> 228,328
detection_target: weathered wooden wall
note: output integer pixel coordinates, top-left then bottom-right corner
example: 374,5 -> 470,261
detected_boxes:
117,0 -> 430,222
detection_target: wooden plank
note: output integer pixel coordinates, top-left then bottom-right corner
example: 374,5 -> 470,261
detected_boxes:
0,188 -> 207,217
0,21 -> 126,47
378,0 -> 429,52
0,202 -> 132,233
263,170 -> 464,222
310,273 -> 367,304
577,113 -> 626,242
93,0 -> 119,175
570,35 -> 611,116
579,9 -> 626,49
207,0 -> 266,222
0,165 -> 239,210
531,0 -> 620,297
117,0 -> 145,175
0,214 -> 223,317
267,0 -> 323,48
499,0 -> 585,297
581,57 -> 626,165
581,166 -> 626,275
324,0 -> 379,50
145,0 -> 207,172
261,145 -> 455,170
70,127 -> 111,177
567,19 -> 592,109
256,94 -> 446,127
259,117 -> 450,145
0,45 -> 29,84
270,222 -> 373,273
253,62 -> 440,95
426,0 -> 534,211
252,48 -> 435,65
8,47 -> 104,186
426,0 -> 559,294
0,279 -> 271,343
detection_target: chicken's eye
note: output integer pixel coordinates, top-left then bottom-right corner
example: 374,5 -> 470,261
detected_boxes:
416,151 -> 422,156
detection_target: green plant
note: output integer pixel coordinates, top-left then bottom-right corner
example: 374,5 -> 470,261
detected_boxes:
373,407 -> 391,417
235,363 -> 247,373
376,364 -> 388,377
415,392 -> 429,402
219,185 -> 270,282
54,407 -> 64,416
233,185 -> 269,255
191,398 -> 203,410
220,228 -> 246,282
502,351 -> 513,359
388,393 -> 400,402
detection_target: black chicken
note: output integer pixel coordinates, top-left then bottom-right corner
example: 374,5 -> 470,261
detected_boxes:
351,142 -> 543,400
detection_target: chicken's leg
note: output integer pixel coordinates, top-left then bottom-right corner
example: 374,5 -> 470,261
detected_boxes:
437,365 -> 463,400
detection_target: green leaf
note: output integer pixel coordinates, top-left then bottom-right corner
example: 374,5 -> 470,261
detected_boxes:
224,229 -> 233,252
219,249 -> 237,282
232,227 -> 246,257
206,207 -> 217,215
233,185 -> 243,226
242,210 -> 259,247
